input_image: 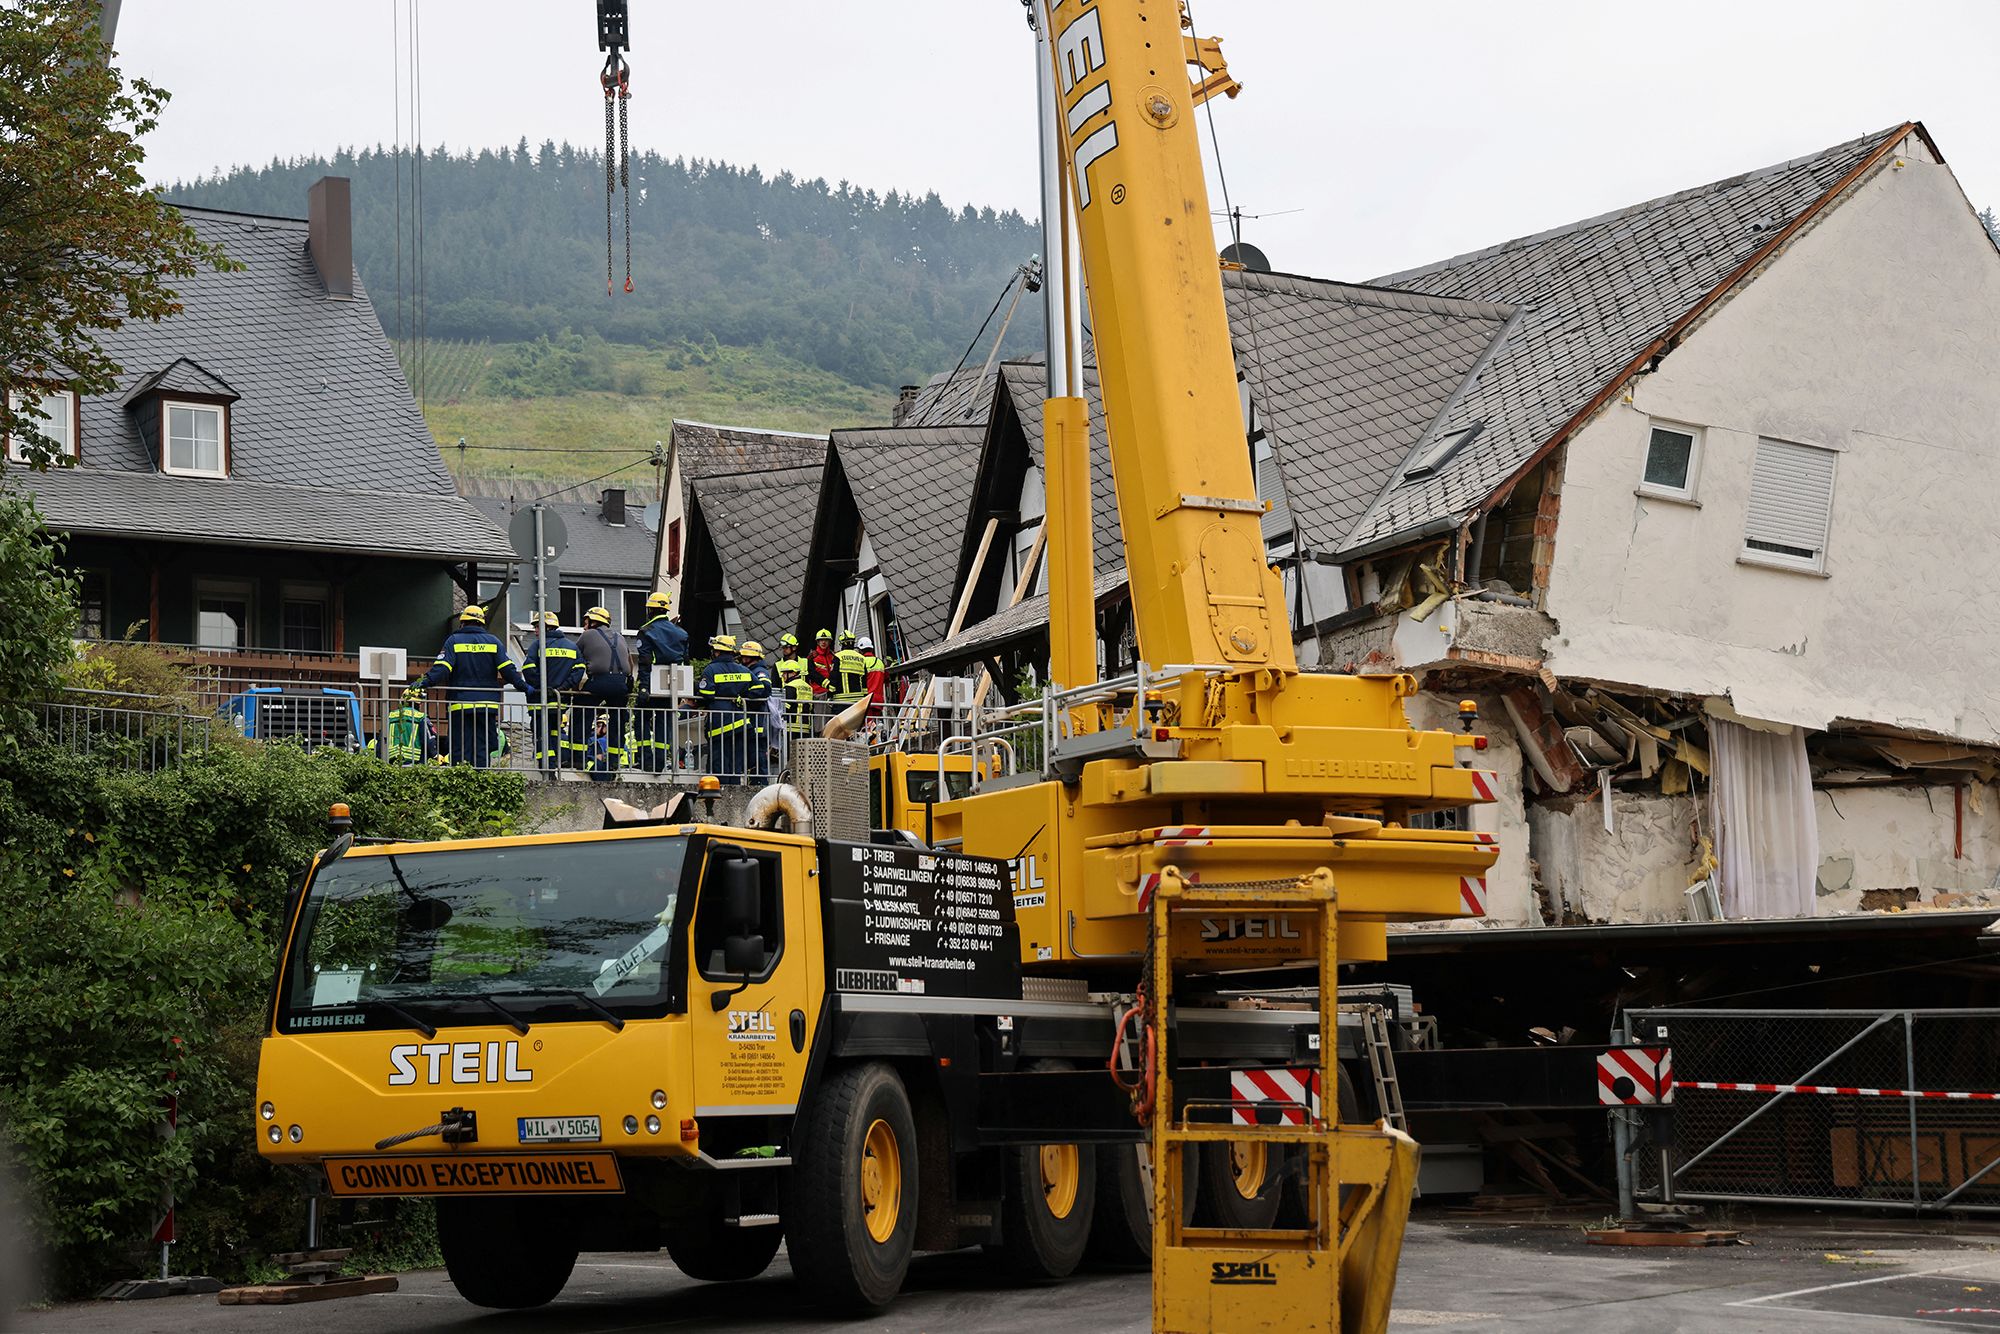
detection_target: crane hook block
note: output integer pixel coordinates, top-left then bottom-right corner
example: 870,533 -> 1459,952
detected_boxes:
596,0 -> 629,55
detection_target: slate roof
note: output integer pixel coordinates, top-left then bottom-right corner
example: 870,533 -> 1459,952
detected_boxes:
1343,126 -> 1908,553
22,205 -> 511,561
903,364 -> 1000,430
465,494 -> 657,581
1223,271 -> 1515,553
830,425 -> 987,654
121,357 -> 238,405
688,465 -> 824,641
18,468 -> 512,560
671,420 -> 827,481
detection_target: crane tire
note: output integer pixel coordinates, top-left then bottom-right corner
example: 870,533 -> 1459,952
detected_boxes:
987,1061 -> 1097,1281
782,1061 -> 917,1310
1194,1138 -> 1284,1231
663,1215 -> 783,1282
1086,1142 -> 1199,1265
437,1197 -> 578,1309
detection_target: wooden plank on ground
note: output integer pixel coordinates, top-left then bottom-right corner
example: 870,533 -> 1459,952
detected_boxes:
218,1275 -> 399,1305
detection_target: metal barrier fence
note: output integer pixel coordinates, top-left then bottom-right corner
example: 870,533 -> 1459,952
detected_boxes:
31,691 -> 213,773
1625,1007 -> 2000,1213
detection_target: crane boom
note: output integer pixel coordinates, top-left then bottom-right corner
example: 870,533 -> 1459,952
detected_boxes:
1042,0 -> 1292,675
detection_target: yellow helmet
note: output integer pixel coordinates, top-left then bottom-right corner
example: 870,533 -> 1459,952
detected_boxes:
815,628 -> 833,641
710,633 -> 738,654
645,591 -> 671,611
541,611 -> 561,628
584,605 -> 611,626
740,641 -> 764,657
779,633 -> 799,649
460,604 -> 487,624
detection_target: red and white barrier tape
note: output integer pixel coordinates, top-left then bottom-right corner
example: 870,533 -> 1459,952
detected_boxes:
1675,1080 -> 2000,1101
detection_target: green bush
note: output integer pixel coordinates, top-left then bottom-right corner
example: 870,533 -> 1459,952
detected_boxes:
0,743 -> 524,1295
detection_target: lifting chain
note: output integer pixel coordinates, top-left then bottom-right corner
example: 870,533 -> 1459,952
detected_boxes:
600,56 -> 632,295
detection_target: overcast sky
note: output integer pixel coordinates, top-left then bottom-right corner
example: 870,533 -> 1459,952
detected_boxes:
119,1 -> 1998,283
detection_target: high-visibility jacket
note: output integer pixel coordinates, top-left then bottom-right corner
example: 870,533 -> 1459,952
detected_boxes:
420,629 -> 528,709
774,654 -> 810,685
807,646 -> 838,696
861,654 -> 889,709
520,630 -> 583,700
832,648 -> 869,702
635,615 -> 688,685
696,659 -> 754,738
781,678 -> 815,736
385,704 -> 428,763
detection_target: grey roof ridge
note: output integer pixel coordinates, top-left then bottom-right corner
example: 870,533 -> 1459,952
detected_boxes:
1370,125 -> 1908,287
161,202 -> 310,228
671,417 -> 826,439
120,355 -> 240,405
1228,266 -> 1517,322
1332,304 -> 1532,556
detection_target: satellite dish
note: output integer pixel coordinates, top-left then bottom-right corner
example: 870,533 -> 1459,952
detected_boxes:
1221,241 -> 1271,272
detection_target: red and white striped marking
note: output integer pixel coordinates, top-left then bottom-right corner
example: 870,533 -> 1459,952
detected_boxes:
1230,1067 -> 1321,1125
1137,829 -> 1214,911
1459,875 -> 1488,916
1469,770 -> 1497,802
1598,1047 -> 1674,1105
1674,1080 -> 2000,1101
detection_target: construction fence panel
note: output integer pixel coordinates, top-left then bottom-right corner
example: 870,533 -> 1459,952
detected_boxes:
1625,1007 -> 2000,1213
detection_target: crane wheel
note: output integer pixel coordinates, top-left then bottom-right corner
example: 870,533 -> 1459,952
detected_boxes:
1086,1142 -> 1199,1265
782,1061 -> 917,1310
436,1198 -> 578,1309
1195,1138 -> 1284,1230
987,1061 -> 1097,1281
663,1214 -> 783,1282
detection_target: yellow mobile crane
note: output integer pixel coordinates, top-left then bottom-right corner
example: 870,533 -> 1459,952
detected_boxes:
254,3 -> 1496,1328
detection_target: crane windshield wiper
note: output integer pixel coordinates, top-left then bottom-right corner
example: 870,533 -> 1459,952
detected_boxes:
491,987 -> 626,1031
414,991 -> 535,1035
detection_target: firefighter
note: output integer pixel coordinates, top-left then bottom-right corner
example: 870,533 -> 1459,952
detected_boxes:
575,605 -> 633,776
633,591 -> 688,775
737,640 -> 776,784
415,604 -> 528,769
777,657 -> 815,742
832,630 -> 869,711
807,628 -> 838,699
385,688 -> 432,765
857,635 -> 890,721
696,633 -> 753,784
519,611 -> 582,774
773,633 -> 808,685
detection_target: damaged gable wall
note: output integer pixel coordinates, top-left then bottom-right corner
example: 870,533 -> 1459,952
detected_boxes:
1541,133 -> 2000,739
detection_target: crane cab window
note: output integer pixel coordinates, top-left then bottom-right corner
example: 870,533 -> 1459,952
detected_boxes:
693,844 -> 784,982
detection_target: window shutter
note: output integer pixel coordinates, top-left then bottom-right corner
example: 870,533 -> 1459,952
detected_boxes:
1256,450 -> 1292,539
1744,439 -> 1836,567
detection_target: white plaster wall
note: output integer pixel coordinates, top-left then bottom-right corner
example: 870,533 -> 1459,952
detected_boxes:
1528,791 -> 1701,924
1813,781 -> 2000,912
1542,136 -> 2000,741
1406,692 -> 1537,926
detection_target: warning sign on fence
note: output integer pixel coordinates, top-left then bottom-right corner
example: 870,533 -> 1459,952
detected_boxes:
1597,1047 -> 1674,1105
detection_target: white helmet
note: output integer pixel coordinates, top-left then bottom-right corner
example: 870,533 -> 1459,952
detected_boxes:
857,637 -> 875,652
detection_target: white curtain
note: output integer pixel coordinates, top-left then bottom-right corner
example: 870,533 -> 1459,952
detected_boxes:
1708,717 -> 1818,918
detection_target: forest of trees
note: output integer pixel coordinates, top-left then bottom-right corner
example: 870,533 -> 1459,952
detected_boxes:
165,143 -> 1043,389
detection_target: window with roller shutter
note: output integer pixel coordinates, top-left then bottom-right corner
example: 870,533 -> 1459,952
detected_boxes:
1742,438 -> 1837,573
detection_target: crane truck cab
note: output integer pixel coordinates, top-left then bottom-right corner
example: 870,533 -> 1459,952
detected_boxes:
867,749 -> 978,842
257,809 -> 1162,1310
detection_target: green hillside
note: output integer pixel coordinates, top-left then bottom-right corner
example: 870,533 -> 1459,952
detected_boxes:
401,336 -> 890,485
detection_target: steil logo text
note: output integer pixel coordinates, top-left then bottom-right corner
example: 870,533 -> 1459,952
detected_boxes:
388,1040 -> 533,1087
1199,917 -> 1301,942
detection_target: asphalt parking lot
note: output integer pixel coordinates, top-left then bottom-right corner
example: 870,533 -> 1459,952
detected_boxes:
15,1213 -> 2000,1332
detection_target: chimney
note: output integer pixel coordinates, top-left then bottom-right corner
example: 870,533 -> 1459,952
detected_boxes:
601,487 -> 627,526
891,384 -> 920,426
307,176 -> 354,299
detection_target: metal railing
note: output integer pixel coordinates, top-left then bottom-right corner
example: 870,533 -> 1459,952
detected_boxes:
1626,1007 -> 2000,1213
31,690 -> 213,773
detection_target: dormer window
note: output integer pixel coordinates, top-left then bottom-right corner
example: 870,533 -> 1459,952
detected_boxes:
163,401 -> 228,477
5,389 -> 78,463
